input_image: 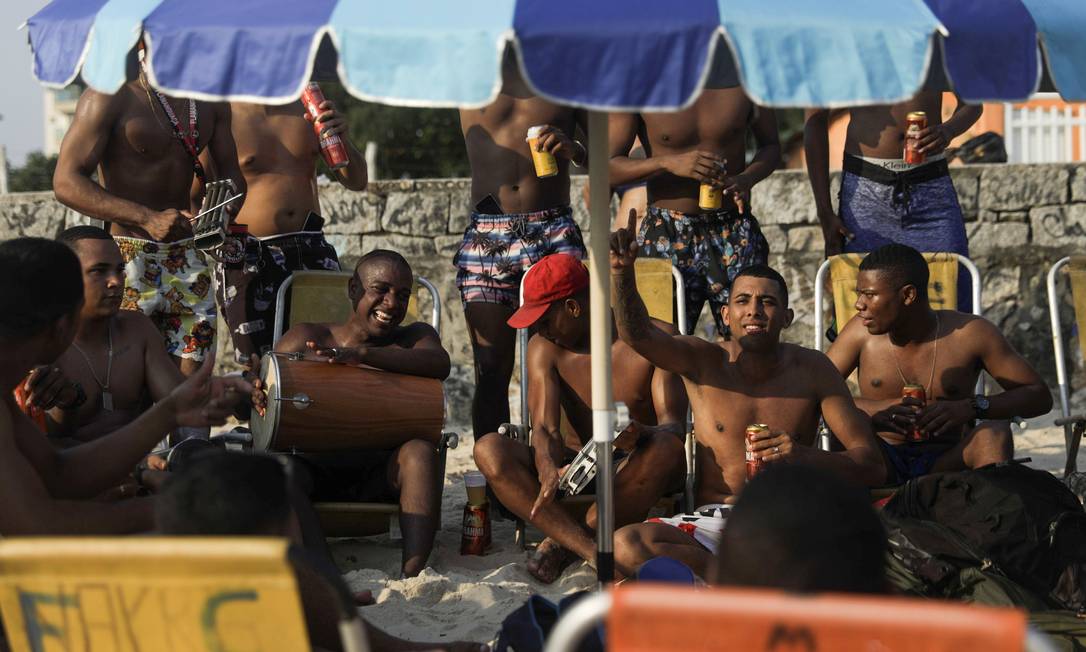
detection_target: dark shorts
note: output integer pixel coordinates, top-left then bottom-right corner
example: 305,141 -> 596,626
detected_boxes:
453,206 -> 586,308
638,205 -> 770,332
840,154 -> 971,311
292,450 -> 397,503
213,213 -> 340,364
879,438 -> 956,484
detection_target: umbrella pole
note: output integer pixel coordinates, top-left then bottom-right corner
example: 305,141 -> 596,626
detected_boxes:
586,111 -> 615,587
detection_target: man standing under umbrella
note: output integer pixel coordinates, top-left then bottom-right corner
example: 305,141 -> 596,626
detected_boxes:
210,92 -> 368,366
608,77 -> 781,336
804,94 -> 982,308
457,49 -> 587,440
53,49 -> 245,376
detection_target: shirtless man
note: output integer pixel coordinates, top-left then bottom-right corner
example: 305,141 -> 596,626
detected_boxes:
251,250 -> 449,577
0,237 -> 248,535
472,253 -> 688,583
38,226 -> 186,447
805,95 -> 982,309
607,212 -> 886,579
212,90 -> 367,365
457,48 -> 587,439
826,244 -> 1052,482
609,83 -> 780,334
53,49 -> 245,375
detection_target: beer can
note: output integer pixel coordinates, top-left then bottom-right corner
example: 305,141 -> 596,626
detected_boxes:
460,501 -> 491,556
301,82 -> 350,170
745,424 -> 769,480
699,183 -> 723,210
526,126 -> 559,178
904,111 -> 927,165
902,383 -> 928,442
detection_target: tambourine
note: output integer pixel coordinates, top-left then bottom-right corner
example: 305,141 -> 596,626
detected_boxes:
558,402 -> 632,496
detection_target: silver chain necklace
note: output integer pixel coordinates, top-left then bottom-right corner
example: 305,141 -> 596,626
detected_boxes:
71,319 -> 114,411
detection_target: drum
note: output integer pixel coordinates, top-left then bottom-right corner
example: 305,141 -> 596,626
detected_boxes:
251,353 -> 444,452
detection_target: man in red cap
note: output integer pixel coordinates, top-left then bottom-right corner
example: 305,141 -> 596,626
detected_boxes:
473,253 -> 688,583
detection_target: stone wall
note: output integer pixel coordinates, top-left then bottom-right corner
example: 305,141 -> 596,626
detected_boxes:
4,163 -> 1086,427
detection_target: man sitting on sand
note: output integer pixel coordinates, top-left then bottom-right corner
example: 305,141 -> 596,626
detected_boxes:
0,237 -> 247,535
473,253 -> 688,583
250,249 -> 449,578
28,227 -> 189,448
156,451 -> 487,652
826,244 -> 1052,482
607,212 -> 886,579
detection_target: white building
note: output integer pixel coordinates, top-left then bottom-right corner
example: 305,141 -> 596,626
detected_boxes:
43,85 -> 81,157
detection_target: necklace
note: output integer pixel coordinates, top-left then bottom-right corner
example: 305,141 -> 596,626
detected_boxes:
72,319 -> 114,411
138,65 -> 206,185
890,311 -> 940,397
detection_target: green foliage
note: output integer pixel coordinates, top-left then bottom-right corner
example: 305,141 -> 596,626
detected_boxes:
8,152 -> 59,193
321,83 -> 469,180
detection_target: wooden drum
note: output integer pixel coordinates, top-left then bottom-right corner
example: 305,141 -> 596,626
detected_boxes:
251,353 -> 444,452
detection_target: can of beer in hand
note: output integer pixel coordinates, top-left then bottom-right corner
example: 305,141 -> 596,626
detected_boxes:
902,384 -> 928,442
460,502 -> 491,555
526,126 -> 559,178
699,183 -> 723,210
301,82 -> 349,170
745,424 -> 769,480
904,111 -> 927,165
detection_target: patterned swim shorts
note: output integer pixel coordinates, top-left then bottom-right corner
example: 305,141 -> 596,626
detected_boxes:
115,237 -> 216,362
213,224 -> 340,364
638,206 -> 770,333
453,206 -> 586,308
648,504 -> 733,555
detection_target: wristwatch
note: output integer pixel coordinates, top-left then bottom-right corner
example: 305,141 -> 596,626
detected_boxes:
57,382 -> 87,410
970,395 -> 990,419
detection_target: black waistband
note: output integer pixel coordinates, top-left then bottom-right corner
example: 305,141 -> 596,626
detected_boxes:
843,153 -> 949,186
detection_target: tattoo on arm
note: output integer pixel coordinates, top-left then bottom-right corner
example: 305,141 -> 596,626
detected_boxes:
614,273 -> 652,341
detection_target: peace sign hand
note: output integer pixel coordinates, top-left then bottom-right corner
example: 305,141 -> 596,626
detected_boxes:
609,209 -> 640,273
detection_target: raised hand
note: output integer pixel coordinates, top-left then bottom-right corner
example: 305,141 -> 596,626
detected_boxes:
609,209 -> 640,272
304,99 -> 348,138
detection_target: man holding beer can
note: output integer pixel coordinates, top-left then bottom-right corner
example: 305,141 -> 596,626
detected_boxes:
209,82 -> 368,366
804,94 -> 983,311
609,73 -> 780,336
456,48 -> 588,441
608,214 -> 886,579
827,244 -> 1052,483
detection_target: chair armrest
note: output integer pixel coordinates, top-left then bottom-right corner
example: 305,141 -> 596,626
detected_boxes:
498,423 -> 530,444
440,432 -> 459,450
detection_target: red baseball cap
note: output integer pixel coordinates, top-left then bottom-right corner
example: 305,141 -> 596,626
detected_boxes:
507,254 -> 589,329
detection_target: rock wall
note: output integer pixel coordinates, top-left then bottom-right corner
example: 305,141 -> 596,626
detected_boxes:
4,163 -> 1086,427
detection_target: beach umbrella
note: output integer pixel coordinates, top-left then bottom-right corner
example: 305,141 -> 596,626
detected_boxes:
24,0 -> 1085,586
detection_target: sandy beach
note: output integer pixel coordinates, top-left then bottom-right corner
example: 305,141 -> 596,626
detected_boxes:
326,406 -> 1079,647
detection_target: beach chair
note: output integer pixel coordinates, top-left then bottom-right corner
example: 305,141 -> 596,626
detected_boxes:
272,269 -> 457,537
544,584 -> 1056,652
0,537 -> 371,652
1046,256 -> 1086,477
511,258 -> 694,547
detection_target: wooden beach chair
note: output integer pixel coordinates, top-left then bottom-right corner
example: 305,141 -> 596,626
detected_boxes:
510,258 -> 695,547
272,269 -> 458,537
543,584 -> 1053,652
0,537 -> 370,652
1046,256 -> 1086,478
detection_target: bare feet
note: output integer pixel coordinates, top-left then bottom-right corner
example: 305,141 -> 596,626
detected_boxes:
527,537 -> 576,584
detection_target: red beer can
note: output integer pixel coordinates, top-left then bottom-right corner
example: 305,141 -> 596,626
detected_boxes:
460,502 -> 491,556
745,424 -> 769,480
301,82 -> 350,170
904,111 -> 927,165
902,384 -> 928,442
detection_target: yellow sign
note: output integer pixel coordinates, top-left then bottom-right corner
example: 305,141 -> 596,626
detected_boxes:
0,538 -> 310,652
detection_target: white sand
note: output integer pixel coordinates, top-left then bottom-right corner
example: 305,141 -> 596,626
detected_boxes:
327,410 -> 1079,647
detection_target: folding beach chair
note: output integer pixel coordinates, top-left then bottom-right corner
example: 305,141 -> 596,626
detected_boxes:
1046,256 -> 1086,478
271,269 -> 458,537
510,258 -> 694,547
544,584 -> 1056,652
813,253 -> 983,451
0,537 -> 371,652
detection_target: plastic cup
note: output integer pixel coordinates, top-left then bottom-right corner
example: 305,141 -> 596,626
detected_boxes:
526,125 -> 559,178
699,183 -> 723,210
464,470 -> 487,506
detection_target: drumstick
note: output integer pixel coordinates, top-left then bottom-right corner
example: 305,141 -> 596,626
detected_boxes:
190,192 -> 245,223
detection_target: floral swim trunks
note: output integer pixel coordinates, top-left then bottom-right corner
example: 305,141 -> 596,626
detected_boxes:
638,205 -> 770,333
115,236 -> 216,361
453,205 -> 586,308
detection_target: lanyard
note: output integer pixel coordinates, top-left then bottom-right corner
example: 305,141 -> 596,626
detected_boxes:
149,87 -> 207,185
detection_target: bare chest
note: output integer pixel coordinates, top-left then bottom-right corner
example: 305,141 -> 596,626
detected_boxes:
644,89 -> 751,153
463,97 -> 575,151
234,108 -> 317,175
858,340 -> 979,401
